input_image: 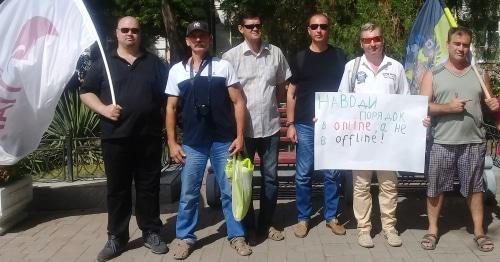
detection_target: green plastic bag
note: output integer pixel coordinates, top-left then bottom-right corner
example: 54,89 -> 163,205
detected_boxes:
225,155 -> 253,221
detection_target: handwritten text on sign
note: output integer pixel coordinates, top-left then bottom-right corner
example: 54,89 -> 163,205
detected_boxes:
314,92 -> 428,173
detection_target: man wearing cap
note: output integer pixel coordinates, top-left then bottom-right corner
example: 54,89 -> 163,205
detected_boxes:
222,11 -> 291,242
80,16 -> 168,261
165,21 -> 251,259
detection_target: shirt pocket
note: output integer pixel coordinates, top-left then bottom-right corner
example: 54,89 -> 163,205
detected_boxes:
264,64 -> 278,85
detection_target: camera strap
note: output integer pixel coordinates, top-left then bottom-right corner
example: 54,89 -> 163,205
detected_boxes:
190,56 -> 212,83
190,56 -> 212,106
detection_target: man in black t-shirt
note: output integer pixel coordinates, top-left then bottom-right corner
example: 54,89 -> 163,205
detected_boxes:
286,12 -> 347,238
80,16 -> 168,261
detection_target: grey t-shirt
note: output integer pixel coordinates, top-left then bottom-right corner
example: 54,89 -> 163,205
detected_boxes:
431,64 -> 485,144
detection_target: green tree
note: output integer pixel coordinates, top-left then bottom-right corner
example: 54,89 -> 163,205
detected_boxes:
219,0 -> 499,62
83,0 -> 215,63
82,0 -> 498,63
219,0 -> 422,60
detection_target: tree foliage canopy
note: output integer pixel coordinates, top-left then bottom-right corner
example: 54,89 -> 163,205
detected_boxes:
82,0 -> 498,62
219,0 -> 499,61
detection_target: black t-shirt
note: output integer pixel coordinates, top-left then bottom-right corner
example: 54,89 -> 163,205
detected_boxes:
80,50 -> 169,139
289,45 -> 347,124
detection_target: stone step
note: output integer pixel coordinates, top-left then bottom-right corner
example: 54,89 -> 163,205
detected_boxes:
30,166 -> 181,211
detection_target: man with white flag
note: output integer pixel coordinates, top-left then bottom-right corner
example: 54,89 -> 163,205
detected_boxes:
0,0 -> 98,165
80,16 -> 169,261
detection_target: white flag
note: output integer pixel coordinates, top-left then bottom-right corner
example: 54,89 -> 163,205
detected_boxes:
0,0 -> 99,165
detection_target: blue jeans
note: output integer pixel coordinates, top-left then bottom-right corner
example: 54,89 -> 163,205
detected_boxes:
176,142 -> 245,241
242,131 -> 279,232
295,123 -> 342,222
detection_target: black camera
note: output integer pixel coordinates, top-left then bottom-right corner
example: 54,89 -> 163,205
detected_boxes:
196,104 -> 210,117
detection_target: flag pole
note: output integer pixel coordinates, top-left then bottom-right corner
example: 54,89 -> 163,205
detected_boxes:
438,0 -> 458,28
77,0 -> 117,105
438,0 -> 491,99
94,40 -> 117,105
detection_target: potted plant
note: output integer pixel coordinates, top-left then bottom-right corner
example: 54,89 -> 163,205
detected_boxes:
0,163 -> 33,235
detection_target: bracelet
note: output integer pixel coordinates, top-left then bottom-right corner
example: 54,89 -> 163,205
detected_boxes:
285,121 -> 294,127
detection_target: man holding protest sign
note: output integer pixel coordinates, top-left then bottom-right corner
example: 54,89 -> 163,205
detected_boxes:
420,26 -> 498,252
80,16 -> 168,261
338,22 -> 410,248
287,12 -> 347,238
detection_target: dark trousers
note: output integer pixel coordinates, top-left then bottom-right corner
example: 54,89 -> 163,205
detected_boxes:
242,132 -> 279,233
101,135 -> 163,239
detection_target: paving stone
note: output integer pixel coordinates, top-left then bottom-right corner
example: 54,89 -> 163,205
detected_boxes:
0,190 -> 498,262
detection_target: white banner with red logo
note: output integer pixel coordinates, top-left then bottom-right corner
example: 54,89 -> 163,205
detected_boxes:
0,0 -> 98,164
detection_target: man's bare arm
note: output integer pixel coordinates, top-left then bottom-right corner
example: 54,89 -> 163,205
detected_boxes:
228,83 -> 246,155
286,83 -> 297,143
79,92 -> 122,121
165,96 -> 185,163
276,81 -> 288,104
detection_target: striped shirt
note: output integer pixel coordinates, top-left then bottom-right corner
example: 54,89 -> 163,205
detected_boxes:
223,41 -> 291,138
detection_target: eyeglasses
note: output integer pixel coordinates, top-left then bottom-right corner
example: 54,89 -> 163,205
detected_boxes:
361,36 -> 382,44
309,24 -> 328,30
243,24 -> 262,30
119,27 -> 140,34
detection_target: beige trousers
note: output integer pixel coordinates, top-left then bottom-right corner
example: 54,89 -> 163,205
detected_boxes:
353,170 -> 398,232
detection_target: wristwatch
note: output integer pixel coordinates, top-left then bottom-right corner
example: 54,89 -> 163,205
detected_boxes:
285,121 -> 294,127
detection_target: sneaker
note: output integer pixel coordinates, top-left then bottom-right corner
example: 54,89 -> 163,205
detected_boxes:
143,231 -> 168,254
383,229 -> 402,247
267,226 -> 285,241
326,218 -> 346,235
229,237 -> 252,256
294,221 -> 309,238
357,231 -> 374,248
96,235 -> 128,261
171,239 -> 193,260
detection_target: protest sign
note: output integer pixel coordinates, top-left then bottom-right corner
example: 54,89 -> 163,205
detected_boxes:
314,92 -> 428,173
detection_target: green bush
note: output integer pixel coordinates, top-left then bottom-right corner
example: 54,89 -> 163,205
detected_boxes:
19,89 -> 102,180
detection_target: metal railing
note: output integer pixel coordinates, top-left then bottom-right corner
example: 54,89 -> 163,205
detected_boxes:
24,135 -> 172,182
484,123 -> 500,167
22,136 -> 105,182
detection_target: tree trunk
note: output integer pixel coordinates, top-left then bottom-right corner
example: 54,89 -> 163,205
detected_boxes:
161,0 -> 187,64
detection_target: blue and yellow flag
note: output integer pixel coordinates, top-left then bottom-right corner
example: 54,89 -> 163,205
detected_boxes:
404,0 -> 457,94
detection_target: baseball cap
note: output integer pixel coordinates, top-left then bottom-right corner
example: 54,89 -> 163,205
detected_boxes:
186,21 -> 210,36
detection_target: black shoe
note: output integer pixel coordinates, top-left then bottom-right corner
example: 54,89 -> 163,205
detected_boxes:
143,231 -> 168,254
96,236 -> 128,262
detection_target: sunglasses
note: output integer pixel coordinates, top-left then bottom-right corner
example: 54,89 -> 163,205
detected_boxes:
309,24 -> 328,30
361,36 -> 382,44
243,24 -> 262,30
119,27 -> 140,34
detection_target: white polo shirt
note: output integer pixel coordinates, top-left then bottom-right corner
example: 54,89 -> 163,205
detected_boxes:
165,57 -> 240,145
338,55 -> 409,95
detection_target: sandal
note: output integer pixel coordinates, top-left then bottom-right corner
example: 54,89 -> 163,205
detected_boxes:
268,226 -> 284,241
474,235 -> 494,252
230,237 -> 252,256
171,239 -> 192,260
420,234 -> 438,250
